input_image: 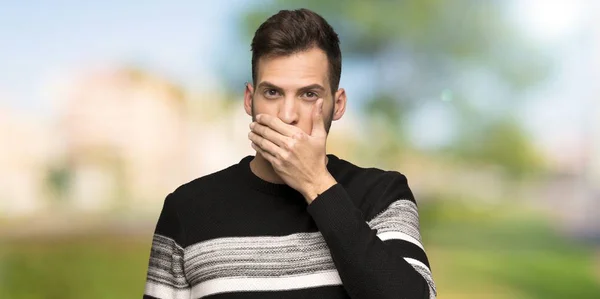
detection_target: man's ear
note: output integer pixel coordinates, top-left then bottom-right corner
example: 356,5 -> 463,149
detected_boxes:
332,88 -> 347,121
244,82 -> 254,117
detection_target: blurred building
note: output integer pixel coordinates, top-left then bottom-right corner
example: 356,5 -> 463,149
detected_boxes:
0,104 -> 54,216
55,68 -> 195,212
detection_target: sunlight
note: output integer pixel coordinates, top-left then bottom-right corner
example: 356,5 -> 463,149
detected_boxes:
512,0 -> 585,43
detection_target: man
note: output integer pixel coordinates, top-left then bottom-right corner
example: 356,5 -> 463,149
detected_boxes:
143,8 -> 436,299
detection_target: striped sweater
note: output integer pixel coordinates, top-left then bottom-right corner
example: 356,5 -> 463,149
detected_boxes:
143,154 -> 436,298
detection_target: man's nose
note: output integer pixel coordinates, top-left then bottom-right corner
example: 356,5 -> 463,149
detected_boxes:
278,96 -> 299,125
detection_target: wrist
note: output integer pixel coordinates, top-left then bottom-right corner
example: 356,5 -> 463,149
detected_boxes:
303,173 -> 337,204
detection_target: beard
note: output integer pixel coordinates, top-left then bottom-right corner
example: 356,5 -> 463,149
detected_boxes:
251,97 -> 334,134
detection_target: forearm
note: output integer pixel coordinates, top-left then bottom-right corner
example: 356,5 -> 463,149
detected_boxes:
307,183 -> 434,299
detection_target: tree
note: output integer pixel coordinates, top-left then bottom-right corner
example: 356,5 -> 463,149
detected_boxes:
234,0 -> 550,176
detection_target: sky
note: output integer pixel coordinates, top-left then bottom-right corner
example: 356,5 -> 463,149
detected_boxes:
0,0 -> 596,157
0,0 -> 249,112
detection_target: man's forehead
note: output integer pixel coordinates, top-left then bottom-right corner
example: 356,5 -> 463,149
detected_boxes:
256,49 -> 330,90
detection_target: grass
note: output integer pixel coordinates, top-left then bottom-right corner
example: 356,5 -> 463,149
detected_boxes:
0,234 -> 152,299
421,200 -> 600,298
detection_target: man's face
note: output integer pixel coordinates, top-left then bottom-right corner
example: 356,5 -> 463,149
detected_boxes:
244,47 -> 346,136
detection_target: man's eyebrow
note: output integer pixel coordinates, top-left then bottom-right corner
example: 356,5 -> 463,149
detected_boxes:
298,84 -> 326,92
256,81 -> 326,93
256,81 -> 282,90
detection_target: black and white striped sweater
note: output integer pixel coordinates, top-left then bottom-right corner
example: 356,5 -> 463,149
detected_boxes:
143,154 -> 436,299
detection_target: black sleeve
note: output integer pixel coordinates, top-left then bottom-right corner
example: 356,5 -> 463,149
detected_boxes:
306,172 -> 436,298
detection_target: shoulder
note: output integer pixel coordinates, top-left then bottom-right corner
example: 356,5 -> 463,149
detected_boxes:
334,157 -> 416,219
167,162 -> 240,206
332,156 -> 386,184
334,157 -> 413,200
364,169 -> 417,221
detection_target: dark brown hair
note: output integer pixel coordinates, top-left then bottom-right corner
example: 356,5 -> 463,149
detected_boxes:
251,8 -> 342,94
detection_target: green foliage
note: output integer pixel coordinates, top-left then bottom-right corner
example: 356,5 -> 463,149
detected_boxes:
45,164 -> 72,203
449,117 -> 546,178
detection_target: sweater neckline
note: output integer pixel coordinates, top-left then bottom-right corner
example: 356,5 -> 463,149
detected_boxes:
238,154 -> 341,197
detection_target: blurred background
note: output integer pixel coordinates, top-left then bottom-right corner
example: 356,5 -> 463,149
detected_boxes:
0,0 -> 598,298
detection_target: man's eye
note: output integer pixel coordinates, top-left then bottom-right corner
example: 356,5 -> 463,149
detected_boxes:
304,92 -> 318,99
264,89 -> 280,98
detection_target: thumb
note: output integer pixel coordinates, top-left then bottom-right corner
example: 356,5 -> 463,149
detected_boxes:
311,98 -> 326,137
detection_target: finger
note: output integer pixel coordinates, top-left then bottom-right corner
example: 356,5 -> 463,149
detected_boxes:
256,114 -> 301,137
250,121 -> 290,148
251,141 -> 277,165
248,131 -> 284,159
311,98 -> 326,137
